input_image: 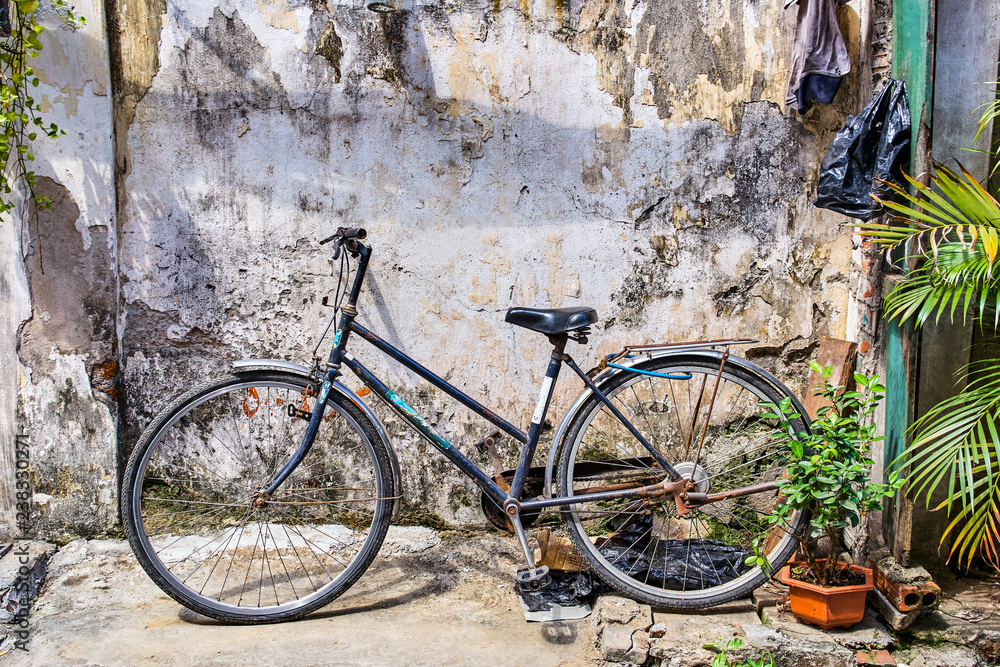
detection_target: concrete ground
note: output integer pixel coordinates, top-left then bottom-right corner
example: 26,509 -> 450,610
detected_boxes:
0,529 -> 595,667
5,529 -> 1000,666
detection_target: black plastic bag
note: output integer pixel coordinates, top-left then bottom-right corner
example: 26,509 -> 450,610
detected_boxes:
599,537 -> 750,591
814,79 -> 911,220
594,514 -> 749,590
517,570 -> 605,612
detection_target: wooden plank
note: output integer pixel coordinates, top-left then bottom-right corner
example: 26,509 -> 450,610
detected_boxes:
801,337 -> 859,421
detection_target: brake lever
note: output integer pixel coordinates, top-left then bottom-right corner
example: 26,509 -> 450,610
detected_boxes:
332,241 -> 343,260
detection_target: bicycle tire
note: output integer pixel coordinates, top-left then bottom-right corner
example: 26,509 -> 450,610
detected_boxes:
557,354 -> 808,609
122,370 -> 394,624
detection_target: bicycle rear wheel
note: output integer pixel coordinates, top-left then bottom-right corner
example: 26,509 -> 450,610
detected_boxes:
122,370 -> 394,623
557,354 -> 808,609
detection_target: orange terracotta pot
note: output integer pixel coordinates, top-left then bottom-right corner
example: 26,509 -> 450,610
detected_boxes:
778,560 -> 874,629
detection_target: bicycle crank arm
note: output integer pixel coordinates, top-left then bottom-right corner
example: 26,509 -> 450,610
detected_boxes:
680,481 -> 779,507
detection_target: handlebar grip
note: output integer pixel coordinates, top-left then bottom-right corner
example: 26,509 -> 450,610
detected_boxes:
319,227 -> 367,245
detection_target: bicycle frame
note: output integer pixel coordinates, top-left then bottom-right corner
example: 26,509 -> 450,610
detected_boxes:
260,239 -> 781,570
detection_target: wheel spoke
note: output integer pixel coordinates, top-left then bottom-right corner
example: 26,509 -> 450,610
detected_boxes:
125,373 -> 391,622
560,359 -> 806,608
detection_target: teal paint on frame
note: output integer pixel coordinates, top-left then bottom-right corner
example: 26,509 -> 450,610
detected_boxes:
333,330 -> 342,347
386,390 -> 452,449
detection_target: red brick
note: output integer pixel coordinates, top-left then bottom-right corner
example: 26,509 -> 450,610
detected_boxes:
855,649 -> 895,665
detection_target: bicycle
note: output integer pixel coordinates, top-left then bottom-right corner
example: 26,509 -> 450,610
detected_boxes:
121,227 -> 810,624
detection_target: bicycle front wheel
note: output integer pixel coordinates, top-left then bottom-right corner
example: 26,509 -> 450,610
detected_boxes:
122,370 -> 394,623
557,355 -> 808,609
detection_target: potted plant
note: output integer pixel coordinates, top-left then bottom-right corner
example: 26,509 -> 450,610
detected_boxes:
753,363 -> 904,629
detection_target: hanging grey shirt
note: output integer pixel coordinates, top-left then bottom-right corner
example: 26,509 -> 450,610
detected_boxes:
785,0 -> 852,113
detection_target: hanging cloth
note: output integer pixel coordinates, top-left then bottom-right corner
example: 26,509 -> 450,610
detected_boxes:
785,0 -> 851,114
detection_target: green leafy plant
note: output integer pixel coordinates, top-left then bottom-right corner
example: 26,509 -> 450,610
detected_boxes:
703,636 -> 774,667
970,74 -> 1000,184
859,165 -> 1000,327
855,160 -> 1000,570
0,0 -> 86,214
754,364 -> 903,587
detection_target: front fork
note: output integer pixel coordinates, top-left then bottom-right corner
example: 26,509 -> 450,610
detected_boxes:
258,246 -> 371,501
259,320 -> 356,501
259,373 -> 337,500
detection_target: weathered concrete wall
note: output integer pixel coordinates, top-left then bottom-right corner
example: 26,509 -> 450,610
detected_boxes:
4,0 -> 869,535
113,0 -> 861,526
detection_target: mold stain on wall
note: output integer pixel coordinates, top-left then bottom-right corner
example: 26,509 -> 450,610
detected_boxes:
4,0 -> 860,534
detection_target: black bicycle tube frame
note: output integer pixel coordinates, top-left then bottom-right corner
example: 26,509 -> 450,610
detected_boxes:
263,239 -> 686,512
508,347 -> 561,499
339,352 -> 509,506
348,321 -> 527,444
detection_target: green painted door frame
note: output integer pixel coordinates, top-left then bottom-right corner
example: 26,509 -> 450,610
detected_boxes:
883,0 -> 934,562
892,0 -> 934,172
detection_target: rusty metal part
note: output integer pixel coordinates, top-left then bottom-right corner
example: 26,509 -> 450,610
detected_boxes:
287,403 -> 313,421
681,481 -> 779,506
622,338 -> 757,352
288,385 -> 319,421
684,373 -> 709,458
252,491 -> 271,508
504,498 -> 521,517
690,348 -> 730,466
519,475 -> 692,513
480,468 -> 546,533
474,429 -> 507,489
669,479 -> 698,516
583,477 -> 663,494
589,339 -> 757,377
868,559 -> 941,612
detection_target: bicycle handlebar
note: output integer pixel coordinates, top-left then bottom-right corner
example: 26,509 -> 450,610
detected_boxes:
322,227 -> 368,260
319,227 -> 367,246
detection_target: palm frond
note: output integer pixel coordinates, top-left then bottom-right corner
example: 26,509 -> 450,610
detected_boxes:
873,93 -> 1000,570
894,358 -> 1000,567
971,87 -> 1000,180
858,164 -> 1000,266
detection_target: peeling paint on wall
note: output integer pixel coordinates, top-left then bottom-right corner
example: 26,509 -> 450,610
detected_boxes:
1,2 -> 118,539
3,0 -> 868,535
17,179 -> 118,538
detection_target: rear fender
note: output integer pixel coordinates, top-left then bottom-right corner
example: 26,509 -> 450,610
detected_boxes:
543,349 -> 807,498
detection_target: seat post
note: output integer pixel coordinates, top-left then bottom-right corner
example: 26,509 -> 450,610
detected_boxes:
509,336 -> 566,499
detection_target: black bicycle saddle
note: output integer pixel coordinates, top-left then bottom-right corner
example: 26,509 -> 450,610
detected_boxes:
504,306 -> 598,335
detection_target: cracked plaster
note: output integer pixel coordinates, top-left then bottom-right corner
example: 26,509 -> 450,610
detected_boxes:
4,0 -> 865,534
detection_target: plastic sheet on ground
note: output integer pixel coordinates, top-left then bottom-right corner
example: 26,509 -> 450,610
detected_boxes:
516,570 -> 602,621
597,516 -> 750,590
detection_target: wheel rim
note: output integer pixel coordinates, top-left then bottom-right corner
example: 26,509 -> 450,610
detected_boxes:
564,361 -> 803,601
130,379 -> 388,617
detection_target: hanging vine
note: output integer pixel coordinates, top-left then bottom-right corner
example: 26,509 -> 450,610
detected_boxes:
0,0 -> 85,215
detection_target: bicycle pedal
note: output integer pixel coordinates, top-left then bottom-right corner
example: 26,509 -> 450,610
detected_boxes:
515,565 -> 551,593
